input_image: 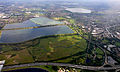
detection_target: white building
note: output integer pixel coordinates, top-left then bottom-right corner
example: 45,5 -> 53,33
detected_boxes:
107,45 -> 116,51
0,60 -> 5,72
0,13 -> 4,18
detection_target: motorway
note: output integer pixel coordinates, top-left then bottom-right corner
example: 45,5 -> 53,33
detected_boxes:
3,62 -> 120,71
105,25 -> 120,38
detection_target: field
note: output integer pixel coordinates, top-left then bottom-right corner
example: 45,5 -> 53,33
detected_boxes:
0,35 -> 87,65
0,49 -> 34,65
28,35 -> 87,62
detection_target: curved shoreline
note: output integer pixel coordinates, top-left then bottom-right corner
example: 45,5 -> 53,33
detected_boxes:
0,24 -> 75,44
1,24 -> 65,31
0,32 -> 77,45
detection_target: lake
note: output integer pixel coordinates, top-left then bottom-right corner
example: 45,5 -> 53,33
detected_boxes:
3,20 -> 40,29
65,8 -> 92,13
30,17 -> 64,26
0,25 -> 74,43
0,17 -> 74,43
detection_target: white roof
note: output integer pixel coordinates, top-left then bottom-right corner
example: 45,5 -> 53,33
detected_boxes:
0,60 -> 5,72
0,65 -> 3,71
0,60 -> 5,65
108,45 -> 116,48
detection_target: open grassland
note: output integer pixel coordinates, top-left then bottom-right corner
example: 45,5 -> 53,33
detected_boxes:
0,49 -> 34,65
0,35 -> 87,65
28,35 -> 87,62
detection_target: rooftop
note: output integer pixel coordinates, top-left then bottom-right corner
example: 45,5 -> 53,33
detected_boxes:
0,60 -> 5,72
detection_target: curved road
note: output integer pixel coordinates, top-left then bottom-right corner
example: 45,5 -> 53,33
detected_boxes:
3,62 -> 120,71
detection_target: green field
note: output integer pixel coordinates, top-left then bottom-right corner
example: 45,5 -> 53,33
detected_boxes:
0,35 -> 87,65
28,35 -> 87,62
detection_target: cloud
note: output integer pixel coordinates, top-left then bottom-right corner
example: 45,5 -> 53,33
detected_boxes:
109,0 -> 120,1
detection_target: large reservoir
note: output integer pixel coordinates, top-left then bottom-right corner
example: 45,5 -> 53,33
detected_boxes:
0,17 -> 74,43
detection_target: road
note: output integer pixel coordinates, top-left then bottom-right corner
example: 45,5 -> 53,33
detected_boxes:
105,25 -> 120,38
106,27 -> 114,37
3,62 -> 120,71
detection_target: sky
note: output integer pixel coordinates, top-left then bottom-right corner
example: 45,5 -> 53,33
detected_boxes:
1,0 -> 120,2
1,0 -> 120,5
109,0 -> 120,2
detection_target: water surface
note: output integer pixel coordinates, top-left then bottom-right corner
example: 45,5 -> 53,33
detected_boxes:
66,8 -> 92,13
3,20 -> 40,29
30,17 -> 64,26
0,25 -> 74,43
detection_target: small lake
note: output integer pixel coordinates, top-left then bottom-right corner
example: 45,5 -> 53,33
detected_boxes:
4,68 -> 48,72
0,17 -> 74,43
0,25 -> 74,43
65,8 -> 92,13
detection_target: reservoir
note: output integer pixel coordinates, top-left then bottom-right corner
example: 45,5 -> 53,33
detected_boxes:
0,17 -> 74,43
66,8 -> 92,13
0,25 -> 74,43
